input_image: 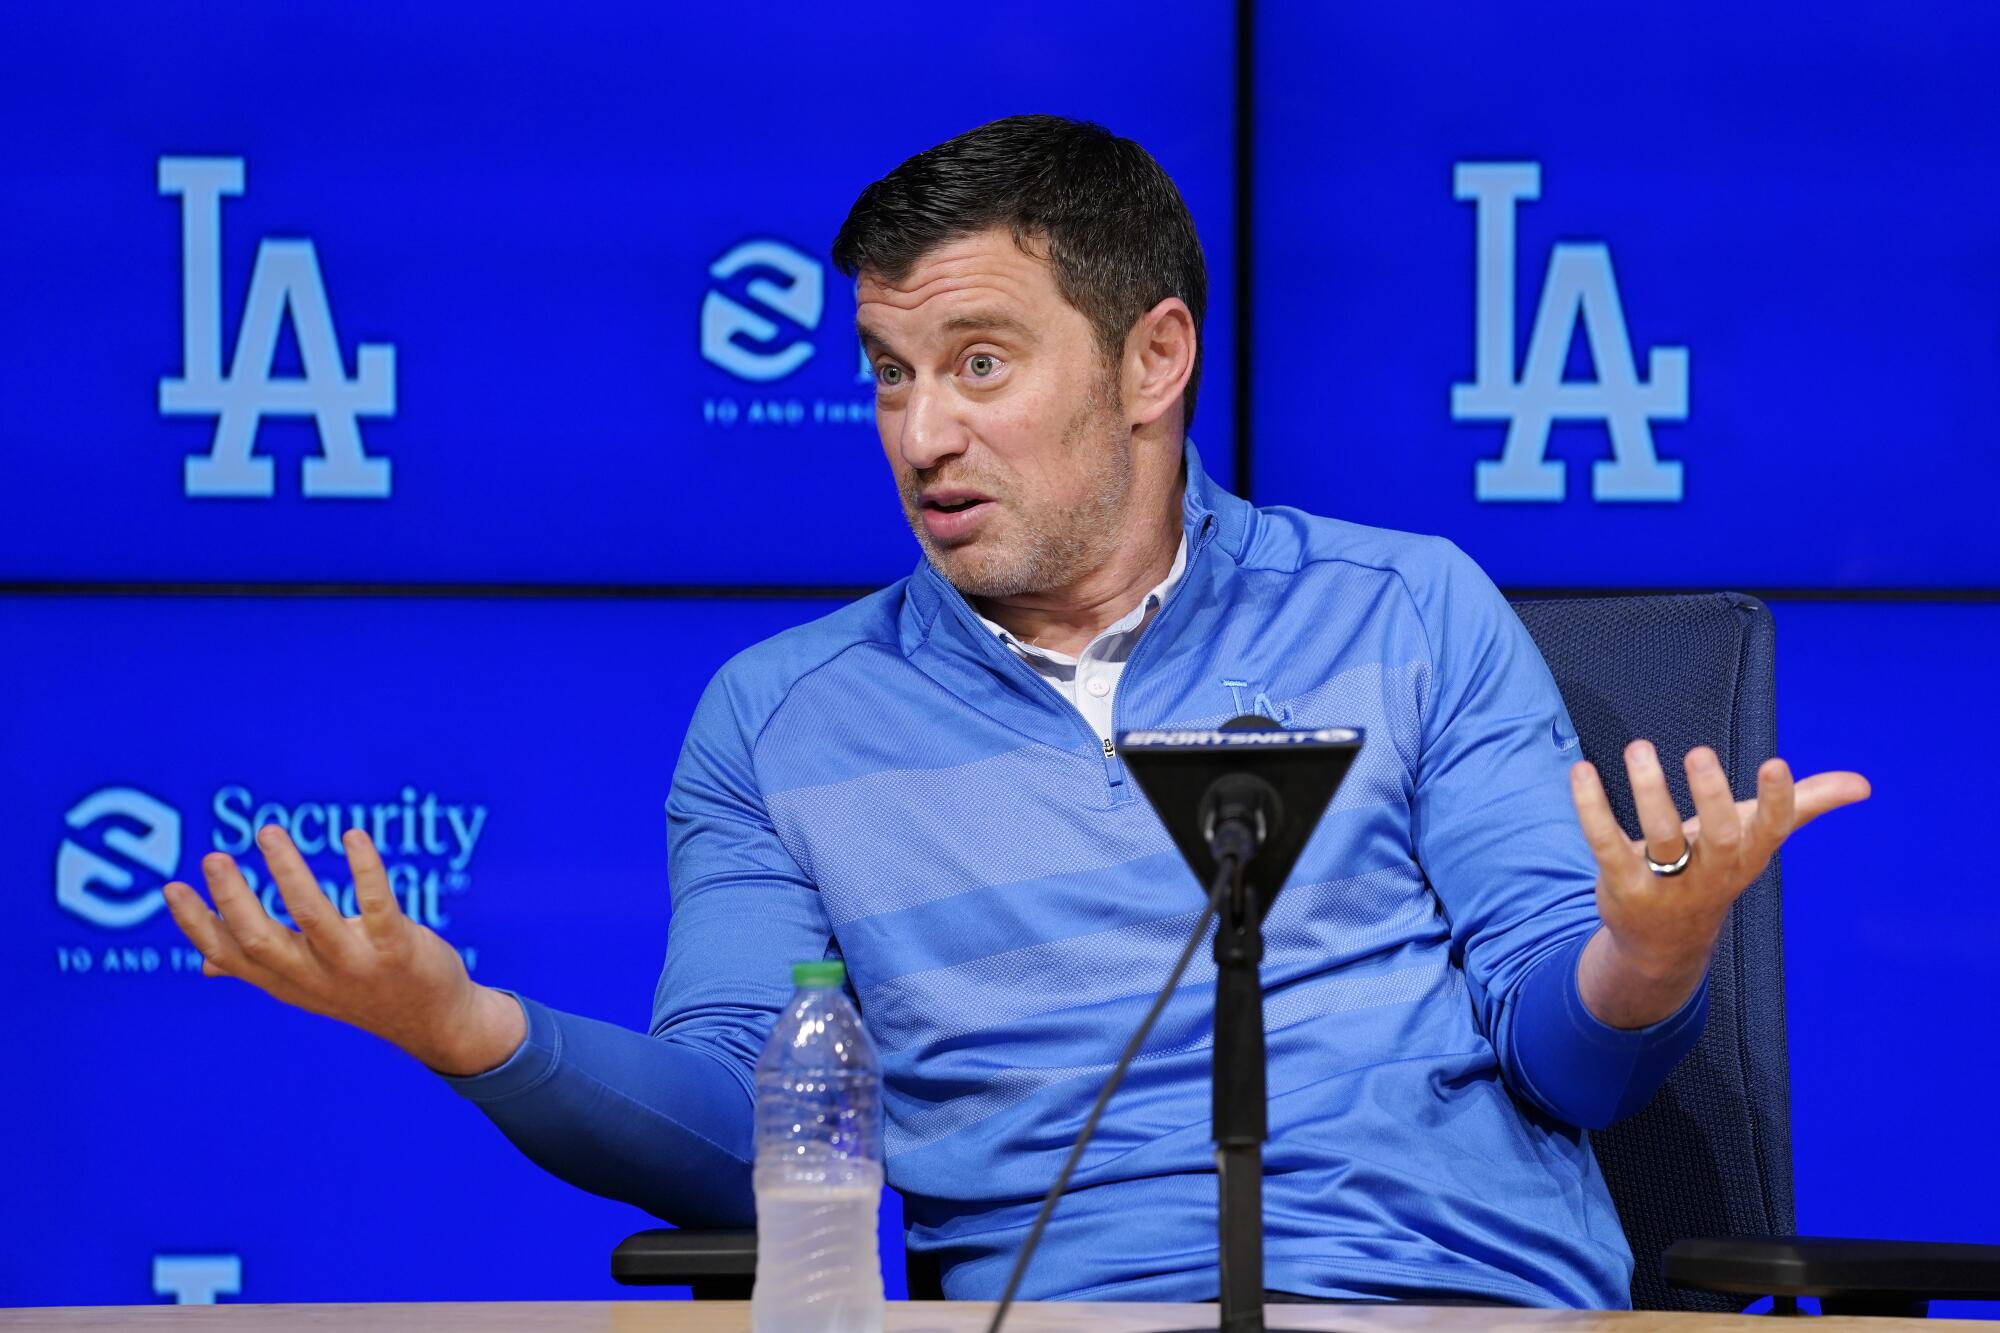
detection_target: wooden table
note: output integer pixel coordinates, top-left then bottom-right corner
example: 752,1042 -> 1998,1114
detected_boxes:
0,1304 -> 1979,1330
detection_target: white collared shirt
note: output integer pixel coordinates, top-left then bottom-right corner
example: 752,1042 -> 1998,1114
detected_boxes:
975,535 -> 1189,747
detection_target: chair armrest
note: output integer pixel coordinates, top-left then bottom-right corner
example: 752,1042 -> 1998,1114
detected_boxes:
612,1228 -> 756,1298
612,1225 -> 946,1301
1665,1235 -> 2000,1316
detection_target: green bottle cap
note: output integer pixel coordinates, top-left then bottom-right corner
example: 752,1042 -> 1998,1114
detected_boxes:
792,960 -> 846,988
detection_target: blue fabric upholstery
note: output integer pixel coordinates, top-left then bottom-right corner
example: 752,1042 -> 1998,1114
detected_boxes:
1509,593 -> 1795,1312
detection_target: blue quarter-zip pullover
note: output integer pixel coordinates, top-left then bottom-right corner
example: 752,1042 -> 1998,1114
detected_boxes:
447,441 -> 1706,1307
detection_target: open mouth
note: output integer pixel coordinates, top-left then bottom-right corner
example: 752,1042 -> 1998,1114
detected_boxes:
918,491 -> 994,541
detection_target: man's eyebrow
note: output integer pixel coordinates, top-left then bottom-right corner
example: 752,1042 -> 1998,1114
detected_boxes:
855,323 -> 894,357
854,311 -> 1037,360
940,311 -> 1036,341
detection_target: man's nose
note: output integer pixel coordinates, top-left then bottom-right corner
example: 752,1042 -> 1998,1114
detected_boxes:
895,380 -> 967,473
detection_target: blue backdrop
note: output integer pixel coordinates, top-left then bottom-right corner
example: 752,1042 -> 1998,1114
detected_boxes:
3,595 -> 820,1302
0,4 -> 1236,585
4,0 -> 1995,1317
1254,3 -> 2000,589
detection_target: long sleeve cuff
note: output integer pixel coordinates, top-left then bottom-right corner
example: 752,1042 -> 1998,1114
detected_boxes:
1505,932 -> 1710,1130
440,989 -> 557,1102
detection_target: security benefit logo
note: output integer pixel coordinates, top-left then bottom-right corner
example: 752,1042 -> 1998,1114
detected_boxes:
1452,163 -> 1688,503
52,784 -> 488,978
159,157 -> 397,499
698,237 -> 875,429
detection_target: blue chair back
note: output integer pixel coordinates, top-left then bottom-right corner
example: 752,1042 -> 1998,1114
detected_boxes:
1509,592 -> 1795,1312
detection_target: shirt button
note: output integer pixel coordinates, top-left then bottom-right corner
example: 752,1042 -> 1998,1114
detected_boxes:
1085,677 -> 1110,698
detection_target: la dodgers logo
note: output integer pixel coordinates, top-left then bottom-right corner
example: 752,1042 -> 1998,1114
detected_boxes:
1451,162 -> 1687,503
158,157 -> 397,498
1221,679 -> 1294,725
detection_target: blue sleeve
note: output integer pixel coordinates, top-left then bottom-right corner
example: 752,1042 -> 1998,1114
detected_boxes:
441,664 -> 836,1223
1406,541 -> 1708,1130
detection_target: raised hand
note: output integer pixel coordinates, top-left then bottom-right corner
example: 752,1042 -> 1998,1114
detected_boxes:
161,824 -> 525,1076
1567,740 -> 1870,1027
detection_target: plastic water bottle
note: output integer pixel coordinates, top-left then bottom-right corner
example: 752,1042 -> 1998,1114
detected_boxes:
752,960 -> 885,1333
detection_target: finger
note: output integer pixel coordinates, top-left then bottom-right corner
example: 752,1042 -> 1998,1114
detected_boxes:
1624,739 -> 1688,866
161,880 -> 237,977
1745,757 -> 1796,863
1790,770 -> 1872,831
255,824 -> 355,966
1570,761 -> 1641,889
201,850 -> 305,976
1684,746 -> 1743,864
342,828 -> 405,944
164,877 -> 272,984
1675,797 -> 1734,845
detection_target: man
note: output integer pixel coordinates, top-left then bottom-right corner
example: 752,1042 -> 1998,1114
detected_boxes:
162,116 -> 1868,1307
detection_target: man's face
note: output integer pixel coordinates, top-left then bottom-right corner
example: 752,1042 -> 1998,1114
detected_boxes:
856,226 -> 1135,600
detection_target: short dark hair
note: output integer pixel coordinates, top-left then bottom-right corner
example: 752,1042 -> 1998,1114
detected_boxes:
832,115 -> 1207,429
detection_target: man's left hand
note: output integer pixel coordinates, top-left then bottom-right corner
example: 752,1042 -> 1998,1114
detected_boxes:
1568,740 -> 1870,1027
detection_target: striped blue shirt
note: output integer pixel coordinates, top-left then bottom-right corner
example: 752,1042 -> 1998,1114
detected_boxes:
448,440 -> 1707,1308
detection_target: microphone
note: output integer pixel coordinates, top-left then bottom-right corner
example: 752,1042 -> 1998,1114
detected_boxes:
1199,769 -> 1279,877
1120,714 -> 1362,916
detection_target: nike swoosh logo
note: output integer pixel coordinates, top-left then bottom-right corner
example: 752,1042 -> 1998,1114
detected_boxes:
1552,720 -> 1581,752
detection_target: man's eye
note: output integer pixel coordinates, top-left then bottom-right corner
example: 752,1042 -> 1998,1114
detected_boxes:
967,354 -> 999,377
876,363 -> 905,387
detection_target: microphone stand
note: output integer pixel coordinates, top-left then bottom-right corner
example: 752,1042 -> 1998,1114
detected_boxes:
1203,789 -> 1279,1333
1118,720 -> 1363,1333
1211,849 -> 1269,1331
987,722 -> 1360,1333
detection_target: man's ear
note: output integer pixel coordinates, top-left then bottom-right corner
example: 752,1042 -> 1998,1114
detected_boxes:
1122,297 -> 1197,431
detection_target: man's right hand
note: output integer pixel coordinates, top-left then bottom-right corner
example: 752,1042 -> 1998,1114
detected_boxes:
162,824 -> 527,1077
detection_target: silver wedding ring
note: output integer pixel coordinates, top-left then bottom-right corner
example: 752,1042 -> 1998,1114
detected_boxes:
1646,839 -> 1694,877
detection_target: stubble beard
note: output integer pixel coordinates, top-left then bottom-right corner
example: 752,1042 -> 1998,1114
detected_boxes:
901,374 -> 1134,600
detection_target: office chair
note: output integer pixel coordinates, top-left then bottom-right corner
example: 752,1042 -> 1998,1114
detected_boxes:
614,592 -> 2000,1314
